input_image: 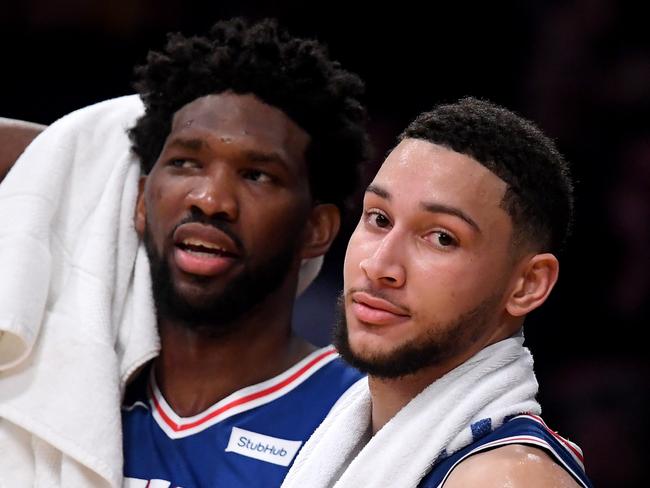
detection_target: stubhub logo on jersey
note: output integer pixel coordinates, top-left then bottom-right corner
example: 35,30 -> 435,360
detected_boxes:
226,427 -> 303,466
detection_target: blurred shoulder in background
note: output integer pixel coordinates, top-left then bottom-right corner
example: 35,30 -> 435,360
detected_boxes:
0,118 -> 46,182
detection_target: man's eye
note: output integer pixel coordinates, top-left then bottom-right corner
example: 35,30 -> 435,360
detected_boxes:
169,159 -> 199,169
366,210 -> 391,229
242,169 -> 272,183
430,230 -> 458,248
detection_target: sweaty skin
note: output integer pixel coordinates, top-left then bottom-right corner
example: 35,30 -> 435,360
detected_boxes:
444,444 -> 581,487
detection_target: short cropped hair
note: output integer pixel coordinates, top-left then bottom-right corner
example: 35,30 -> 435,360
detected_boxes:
401,97 -> 573,253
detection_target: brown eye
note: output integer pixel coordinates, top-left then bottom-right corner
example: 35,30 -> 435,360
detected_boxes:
169,159 -> 199,169
363,209 -> 392,230
434,231 -> 457,247
242,169 -> 273,183
374,213 -> 390,228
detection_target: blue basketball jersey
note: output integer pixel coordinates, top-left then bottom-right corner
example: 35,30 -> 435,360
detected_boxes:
122,345 -> 364,488
418,414 -> 593,488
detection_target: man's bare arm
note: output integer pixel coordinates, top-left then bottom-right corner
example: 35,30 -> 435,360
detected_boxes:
443,444 -> 582,487
0,118 -> 47,182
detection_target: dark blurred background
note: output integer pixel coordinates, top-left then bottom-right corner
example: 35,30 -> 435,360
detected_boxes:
1,1 -> 648,485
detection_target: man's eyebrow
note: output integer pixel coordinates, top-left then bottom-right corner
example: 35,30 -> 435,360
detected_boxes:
165,138 -> 289,169
365,184 -> 390,199
421,202 -> 481,233
242,149 -> 288,168
366,184 -> 481,233
167,137 -> 205,151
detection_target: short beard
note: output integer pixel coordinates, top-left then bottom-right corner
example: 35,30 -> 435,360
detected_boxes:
144,222 -> 297,338
333,293 -> 501,379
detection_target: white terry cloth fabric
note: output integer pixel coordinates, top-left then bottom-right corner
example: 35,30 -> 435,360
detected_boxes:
0,95 -> 157,488
0,95 -> 324,488
282,334 -> 541,488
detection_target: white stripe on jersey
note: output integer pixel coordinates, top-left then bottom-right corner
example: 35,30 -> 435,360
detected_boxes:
151,346 -> 339,439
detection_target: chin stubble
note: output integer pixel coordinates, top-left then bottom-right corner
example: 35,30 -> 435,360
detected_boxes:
144,221 -> 298,338
333,292 -> 501,378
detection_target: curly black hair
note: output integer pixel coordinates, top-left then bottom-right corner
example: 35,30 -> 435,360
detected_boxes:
400,97 -> 573,254
129,18 -> 370,212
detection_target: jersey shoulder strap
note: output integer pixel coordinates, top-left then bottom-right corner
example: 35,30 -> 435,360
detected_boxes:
418,414 -> 593,488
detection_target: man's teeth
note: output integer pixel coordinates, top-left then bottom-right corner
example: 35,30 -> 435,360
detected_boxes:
181,239 -> 227,254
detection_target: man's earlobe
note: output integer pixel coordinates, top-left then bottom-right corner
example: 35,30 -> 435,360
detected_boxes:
301,203 -> 341,259
134,176 -> 147,237
506,253 -> 560,317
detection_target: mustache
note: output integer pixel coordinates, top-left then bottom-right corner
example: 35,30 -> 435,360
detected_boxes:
345,286 -> 411,315
172,208 -> 244,253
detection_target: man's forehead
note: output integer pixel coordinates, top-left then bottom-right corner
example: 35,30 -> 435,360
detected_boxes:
171,93 -> 294,134
166,93 -> 311,167
370,139 -> 508,212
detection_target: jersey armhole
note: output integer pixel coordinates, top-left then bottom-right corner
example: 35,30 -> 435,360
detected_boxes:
436,438 -> 590,488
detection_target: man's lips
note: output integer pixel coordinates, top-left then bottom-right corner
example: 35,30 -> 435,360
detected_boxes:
173,222 -> 240,255
350,291 -> 411,326
172,223 -> 241,276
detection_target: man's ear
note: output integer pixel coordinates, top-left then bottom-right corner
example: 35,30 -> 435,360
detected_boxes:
134,176 -> 147,237
300,203 -> 341,259
505,253 -> 560,317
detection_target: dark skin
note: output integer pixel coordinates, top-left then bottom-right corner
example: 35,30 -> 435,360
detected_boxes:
135,92 -> 341,416
0,118 -> 46,182
156,322 -> 315,416
1,99 -> 340,416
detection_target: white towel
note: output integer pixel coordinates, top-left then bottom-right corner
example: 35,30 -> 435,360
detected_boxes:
0,95 -> 158,488
0,94 -> 325,487
282,334 -> 541,488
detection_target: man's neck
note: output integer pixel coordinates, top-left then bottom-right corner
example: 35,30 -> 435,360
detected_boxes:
154,308 -> 315,417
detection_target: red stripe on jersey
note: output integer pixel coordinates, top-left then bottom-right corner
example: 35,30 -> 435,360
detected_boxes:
519,414 -> 584,463
152,348 -> 338,432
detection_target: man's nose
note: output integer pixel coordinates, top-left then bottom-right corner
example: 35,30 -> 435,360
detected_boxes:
185,167 -> 239,221
359,231 -> 406,288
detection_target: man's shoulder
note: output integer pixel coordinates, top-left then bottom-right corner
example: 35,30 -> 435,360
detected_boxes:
443,444 -> 582,488
299,345 -> 364,386
418,415 -> 591,488
287,346 -> 365,407
0,118 -> 46,182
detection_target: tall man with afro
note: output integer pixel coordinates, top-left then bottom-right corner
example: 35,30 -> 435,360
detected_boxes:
1,18 -> 370,488
121,18 -> 370,487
